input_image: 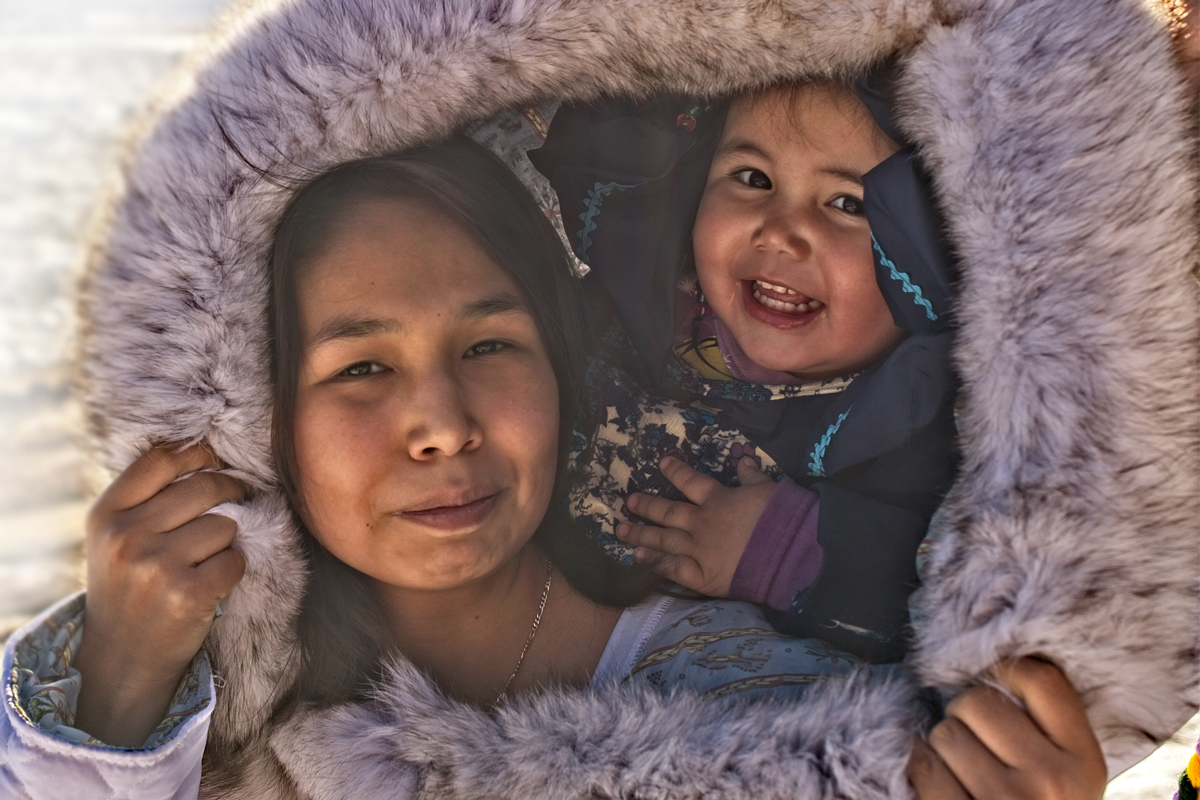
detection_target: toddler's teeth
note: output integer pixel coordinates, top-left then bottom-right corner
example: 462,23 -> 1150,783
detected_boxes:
753,282 -> 823,315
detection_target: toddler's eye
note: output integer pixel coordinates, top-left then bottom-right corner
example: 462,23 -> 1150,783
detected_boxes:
341,361 -> 385,377
830,194 -> 866,216
732,168 -> 772,190
464,340 -> 508,358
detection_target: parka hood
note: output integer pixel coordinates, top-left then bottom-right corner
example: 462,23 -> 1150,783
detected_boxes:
80,0 -> 1199,796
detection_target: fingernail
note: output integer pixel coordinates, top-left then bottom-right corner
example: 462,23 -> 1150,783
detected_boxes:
616,522 -> 628,538
633,548 -> 646,562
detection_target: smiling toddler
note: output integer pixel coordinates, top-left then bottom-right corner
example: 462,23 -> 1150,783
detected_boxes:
533,77 -> 959,660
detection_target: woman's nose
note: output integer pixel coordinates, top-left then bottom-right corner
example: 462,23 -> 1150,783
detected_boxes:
756,201 -> 814,261
401,372 -> 482,460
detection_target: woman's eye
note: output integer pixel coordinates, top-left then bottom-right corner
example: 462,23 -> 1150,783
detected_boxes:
732,168 -> 772,190
830,194 -> 866,216
464,340 -> 508,358
340,361 -> 384,377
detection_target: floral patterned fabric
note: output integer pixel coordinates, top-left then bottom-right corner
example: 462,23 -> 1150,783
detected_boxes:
8,592 -> 212,750
567,321 -> 851,562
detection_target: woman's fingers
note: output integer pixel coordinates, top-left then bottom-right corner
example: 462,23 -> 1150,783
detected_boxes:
991,659 -> 1100,761
627,491 -> 697,531
659,456 -> 721,505
943,684 -> 1046,768
616,520 -> 692,555
922,659 -> 1106,800
908,737 -> 972,800
928,715 -> 1019,799
92,443 -> 220,518
190,546 -> 246,607
167,512 -> 240,566
119,469 -> 245,537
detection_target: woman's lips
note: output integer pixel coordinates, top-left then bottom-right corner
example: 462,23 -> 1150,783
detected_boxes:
742,280 -> 824,329
395,492 -> 500,531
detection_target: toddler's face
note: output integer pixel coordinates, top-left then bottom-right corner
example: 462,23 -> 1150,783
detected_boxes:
692,84 -> 904,379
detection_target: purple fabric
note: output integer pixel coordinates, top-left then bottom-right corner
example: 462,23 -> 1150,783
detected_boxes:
676,290 -> 810,386
728,479 -> 823,611
711,316 -> 807,386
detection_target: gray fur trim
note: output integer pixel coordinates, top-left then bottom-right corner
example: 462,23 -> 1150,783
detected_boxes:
79,0 -> 1198,795
269,661 -> 924,800
897,0 -> 1200,773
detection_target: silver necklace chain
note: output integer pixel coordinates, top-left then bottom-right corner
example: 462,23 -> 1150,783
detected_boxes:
492,560 -> 553,710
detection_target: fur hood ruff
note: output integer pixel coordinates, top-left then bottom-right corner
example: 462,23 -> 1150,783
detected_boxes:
80,0 -> 1199,796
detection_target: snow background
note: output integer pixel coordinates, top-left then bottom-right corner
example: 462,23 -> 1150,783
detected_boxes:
0,0 -> 1191,793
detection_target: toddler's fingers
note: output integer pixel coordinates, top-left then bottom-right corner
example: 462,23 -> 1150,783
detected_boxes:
635,550 -> 705,591
734,456 -> 774,486
616,521 -> 692,555
659,456 -> 720,505
626,491 -> 697,531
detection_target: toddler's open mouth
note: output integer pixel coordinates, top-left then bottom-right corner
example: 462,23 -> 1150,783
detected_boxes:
743,279 -> 824,328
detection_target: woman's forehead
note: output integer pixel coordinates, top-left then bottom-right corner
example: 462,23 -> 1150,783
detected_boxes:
297,198 -> 523,332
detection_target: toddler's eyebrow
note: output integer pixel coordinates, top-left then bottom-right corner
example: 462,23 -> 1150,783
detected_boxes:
817,167 -> 864,186
714,139 -> 769,160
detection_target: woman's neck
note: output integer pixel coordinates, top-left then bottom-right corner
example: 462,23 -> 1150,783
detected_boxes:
373,544 -> 622,707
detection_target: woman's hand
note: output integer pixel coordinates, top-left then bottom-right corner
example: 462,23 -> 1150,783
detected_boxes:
615,456 -> 776,596
908,658 -> 1107,800
73,443 -> 247,747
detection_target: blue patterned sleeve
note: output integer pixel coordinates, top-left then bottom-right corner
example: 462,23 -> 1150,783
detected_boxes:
7,592 -> 213,750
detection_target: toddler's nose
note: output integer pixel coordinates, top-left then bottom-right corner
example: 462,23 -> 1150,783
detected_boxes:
756,203 -> 815,261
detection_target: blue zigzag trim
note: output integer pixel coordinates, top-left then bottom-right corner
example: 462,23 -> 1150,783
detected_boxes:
808,409 -> 850,477
872,234 -> 937,321
577,181 -> 635,260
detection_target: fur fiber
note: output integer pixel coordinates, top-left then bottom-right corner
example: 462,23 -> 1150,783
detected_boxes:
77,0 -> 1199,796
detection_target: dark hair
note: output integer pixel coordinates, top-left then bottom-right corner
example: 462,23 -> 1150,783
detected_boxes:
268,136 -> 657,707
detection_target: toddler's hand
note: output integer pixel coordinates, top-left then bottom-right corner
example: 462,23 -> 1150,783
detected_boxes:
907,658 -> 1106,800
616,455 -> 777,596
74,443 -> 247,747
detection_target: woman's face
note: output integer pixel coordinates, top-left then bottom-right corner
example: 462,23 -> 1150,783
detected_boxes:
293,197 -> 561,592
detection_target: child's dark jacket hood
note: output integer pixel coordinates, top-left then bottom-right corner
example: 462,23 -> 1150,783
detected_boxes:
75,0 -> 1199,796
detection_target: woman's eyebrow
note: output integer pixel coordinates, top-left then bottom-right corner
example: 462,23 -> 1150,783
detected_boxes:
311,315 -> 402,347
459,291 -> 527,321
310,292 -> 526,347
